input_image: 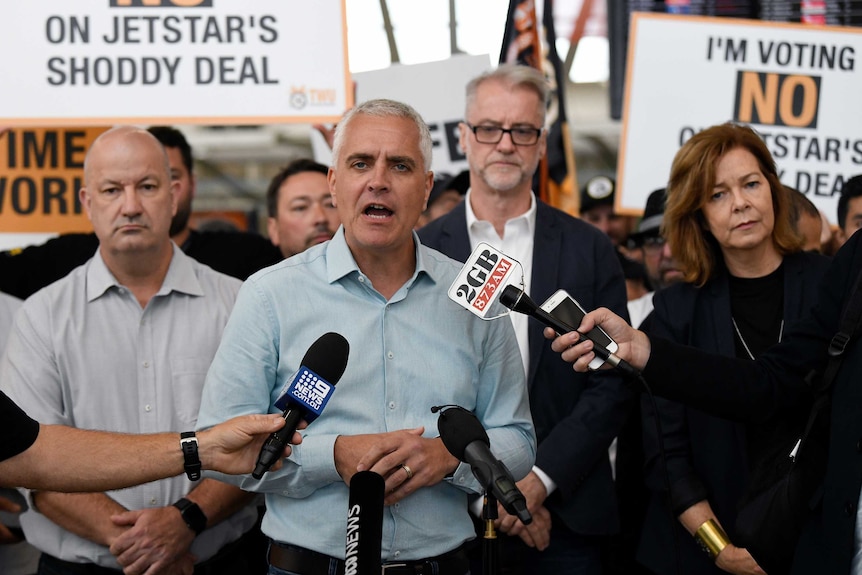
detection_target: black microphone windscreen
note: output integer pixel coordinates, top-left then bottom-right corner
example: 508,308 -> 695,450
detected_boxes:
437,407 -> 490,460
346,470 -> 384,575
500,285 -> 538,315
302,332 -> 350,384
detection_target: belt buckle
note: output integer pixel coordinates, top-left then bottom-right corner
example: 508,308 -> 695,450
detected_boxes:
381,562 -> 409,574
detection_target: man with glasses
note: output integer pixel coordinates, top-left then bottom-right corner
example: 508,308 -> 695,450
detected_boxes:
420,64 -> 631,575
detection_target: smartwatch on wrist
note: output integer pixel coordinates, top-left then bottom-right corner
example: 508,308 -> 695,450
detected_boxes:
172,497 -> 207,536
180,431 -> 201,481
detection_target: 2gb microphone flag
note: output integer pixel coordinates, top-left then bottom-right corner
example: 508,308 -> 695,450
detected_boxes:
448,242 -> 522,319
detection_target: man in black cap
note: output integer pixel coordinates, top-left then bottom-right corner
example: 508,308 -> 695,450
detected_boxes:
580,175 -> 635,249
627,188 -> 683,306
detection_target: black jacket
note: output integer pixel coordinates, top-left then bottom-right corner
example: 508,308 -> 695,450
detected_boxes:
638,251 -> 830,575
643,232 -> 862,574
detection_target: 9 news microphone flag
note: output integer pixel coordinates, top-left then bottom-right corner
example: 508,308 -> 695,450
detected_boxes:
500,0 -> 578,214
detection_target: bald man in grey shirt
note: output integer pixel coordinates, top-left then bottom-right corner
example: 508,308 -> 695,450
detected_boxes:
1,127 -> 256,575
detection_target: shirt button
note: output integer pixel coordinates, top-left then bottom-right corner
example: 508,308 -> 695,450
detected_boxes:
393,551 -> 401,558
845,501 -> 856,516
387,351 -> 394,359
145,405 -> 152,412
358,276 -> 365,283
150,498 -> 157,505
388,401 -> 395,409
142,361 -> 150,368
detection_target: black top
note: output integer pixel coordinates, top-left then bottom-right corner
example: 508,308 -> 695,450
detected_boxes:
0,229 -> 282,299
1,390 -> 39,462
728,264 -> 785,360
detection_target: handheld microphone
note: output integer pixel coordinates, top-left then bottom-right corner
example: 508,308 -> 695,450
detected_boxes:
345,471 -> 384,575
499,285 -> 640,378
252,332 -> 350,479
436,406 -> 532,525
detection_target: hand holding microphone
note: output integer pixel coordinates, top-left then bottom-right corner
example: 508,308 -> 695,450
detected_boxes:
446,242 -> 640,378
499,285 -> 641,378
543,305 -> 653,375
253,332 -> 350,479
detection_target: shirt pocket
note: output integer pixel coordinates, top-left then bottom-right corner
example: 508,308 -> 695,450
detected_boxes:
170,357 -> 212,427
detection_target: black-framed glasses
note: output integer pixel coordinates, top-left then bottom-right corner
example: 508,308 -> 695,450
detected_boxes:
464,123 -> 543,146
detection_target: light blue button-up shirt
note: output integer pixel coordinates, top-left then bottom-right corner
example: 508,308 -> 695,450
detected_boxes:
197,228 -> 535,561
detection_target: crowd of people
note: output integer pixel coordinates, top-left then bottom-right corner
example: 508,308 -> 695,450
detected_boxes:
2,61 -> 861,575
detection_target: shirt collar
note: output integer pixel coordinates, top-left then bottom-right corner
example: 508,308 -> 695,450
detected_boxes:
86,243 -> 205,302
325,227 -> 438,288
464,188 -> 538,237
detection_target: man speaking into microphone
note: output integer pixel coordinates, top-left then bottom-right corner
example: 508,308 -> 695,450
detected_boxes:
197,99 -> 535,575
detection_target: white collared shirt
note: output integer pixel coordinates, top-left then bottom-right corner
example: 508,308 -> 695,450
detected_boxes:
464,189 -> 537,379
463,190 -> 559,498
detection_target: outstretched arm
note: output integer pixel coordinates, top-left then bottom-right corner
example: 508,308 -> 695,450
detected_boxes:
0,413 -> 299,491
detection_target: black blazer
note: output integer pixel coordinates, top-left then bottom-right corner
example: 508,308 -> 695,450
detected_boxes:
637,251 -> 830,575
419,199 -> 633,535
642,231 -> 862,574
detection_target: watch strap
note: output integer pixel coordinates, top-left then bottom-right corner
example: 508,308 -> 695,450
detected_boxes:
172,497 -> 207,535
180,431 -> 201,481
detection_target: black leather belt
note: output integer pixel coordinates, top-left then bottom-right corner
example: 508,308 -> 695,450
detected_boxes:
268,542 -> 470,575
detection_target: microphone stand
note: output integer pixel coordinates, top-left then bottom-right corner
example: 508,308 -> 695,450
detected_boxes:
482,492 -> 499,575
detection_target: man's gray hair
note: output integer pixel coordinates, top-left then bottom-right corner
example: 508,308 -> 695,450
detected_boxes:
331,99 -> 433,171
464,64 -> 550,122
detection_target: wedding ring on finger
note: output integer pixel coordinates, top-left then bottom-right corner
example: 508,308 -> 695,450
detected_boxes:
400,463 -> 413,480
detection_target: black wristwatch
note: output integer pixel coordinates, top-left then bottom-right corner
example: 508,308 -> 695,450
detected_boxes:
172,497 -> 207,536
180,431 -> 201,481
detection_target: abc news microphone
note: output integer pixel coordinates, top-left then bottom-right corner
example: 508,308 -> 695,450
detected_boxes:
252,332 -> 349,479
345,471 -> 384,575
436,406 -> 532,525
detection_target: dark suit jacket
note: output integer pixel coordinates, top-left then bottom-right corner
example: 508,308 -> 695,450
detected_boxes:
642,231 -> 862,574
637,251 -> 830,575
419,199 -> 632,535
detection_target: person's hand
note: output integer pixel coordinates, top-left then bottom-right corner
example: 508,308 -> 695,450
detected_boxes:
0,497 -> 23,544
545,307 -> 651,372
499,504 -> 551,550
715,544 -> 766,575
197,413 -> 304,475
494,472 -> 552,550
109,507 -> 195,575
336,428 -> 459,505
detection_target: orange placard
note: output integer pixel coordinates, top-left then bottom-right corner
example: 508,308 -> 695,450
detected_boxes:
0,127 -> 107,233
